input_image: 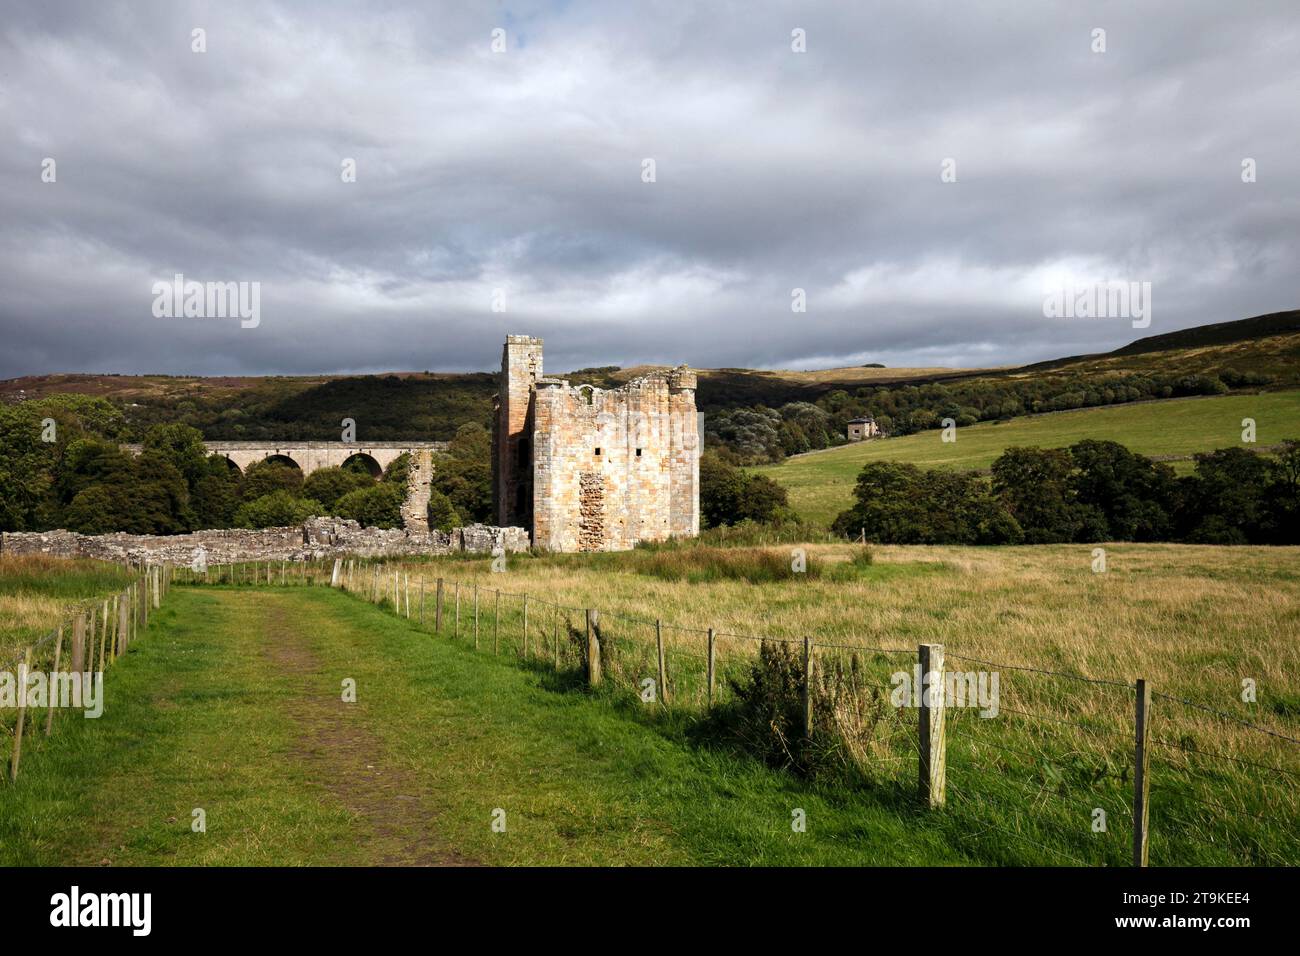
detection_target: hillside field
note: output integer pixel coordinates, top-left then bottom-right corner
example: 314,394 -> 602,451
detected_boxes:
752,390 -> 1300,525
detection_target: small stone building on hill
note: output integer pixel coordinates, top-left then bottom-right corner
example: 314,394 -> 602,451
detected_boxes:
846,416 -> 881,441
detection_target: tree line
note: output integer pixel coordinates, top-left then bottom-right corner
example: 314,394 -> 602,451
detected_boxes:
0,395 -> 494,535
831,439 -> 1300,545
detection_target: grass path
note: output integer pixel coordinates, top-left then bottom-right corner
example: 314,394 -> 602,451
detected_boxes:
1,586 -> 973,866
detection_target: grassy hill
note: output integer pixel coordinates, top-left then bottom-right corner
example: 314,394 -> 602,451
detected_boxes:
1028,309 -> 1300,367
2,309 -> 1296,442
0,371 -> 498,442
752,390 -> 1300,525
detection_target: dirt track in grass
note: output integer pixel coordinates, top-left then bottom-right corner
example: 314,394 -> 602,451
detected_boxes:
258,598 -> 477,866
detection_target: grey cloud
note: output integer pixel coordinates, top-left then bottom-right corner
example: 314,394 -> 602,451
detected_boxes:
0,0 -> 1296,380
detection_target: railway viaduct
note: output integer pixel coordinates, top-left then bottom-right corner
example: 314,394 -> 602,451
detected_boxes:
121,440 -> 448,532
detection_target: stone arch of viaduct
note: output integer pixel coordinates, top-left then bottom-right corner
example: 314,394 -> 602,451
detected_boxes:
121,440 -> 447,532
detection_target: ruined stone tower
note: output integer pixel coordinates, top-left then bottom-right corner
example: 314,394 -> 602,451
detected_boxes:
494,335 -> 700,552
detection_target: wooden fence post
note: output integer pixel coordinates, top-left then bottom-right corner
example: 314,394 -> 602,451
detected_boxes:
1133,678 -> 1151,867
454,582 -> 460,637
71,612 -> 86,675
109,596 -> 118,659
553,610 -> 559,670
435,579 -> 444,633
331,559 -> 342,587
116,592 -> 128,658
419,576 -> 426,625
473,585 -> 480,649
706,628 -> 716,708
45,629 -> 64,736
918,643 -> 946,808
86,606 -> 97,675
656,620 -> 668,706
494,590 -> 500,654
97,601 -> 108,676
586,609 -> 602,686
522,595 -> 529,658
9,647 -> 33,781
152,566 -> 161,609
802,636 -> 815,739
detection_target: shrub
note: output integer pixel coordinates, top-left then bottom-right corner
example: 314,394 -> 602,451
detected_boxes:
234,491 -> 322,529
303,466 -> 374,511
427,488 -> 461,532
334,484 -> 404,528
242,460 -> 303,501
718,641 -> 889,779
700,452 -> 793,527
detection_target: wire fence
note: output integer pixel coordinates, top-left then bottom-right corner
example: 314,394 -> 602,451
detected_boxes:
2,562 -> 174,784
170,556 -> 1300,866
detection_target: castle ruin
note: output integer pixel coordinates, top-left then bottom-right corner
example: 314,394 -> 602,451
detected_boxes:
494,335 -> 700,552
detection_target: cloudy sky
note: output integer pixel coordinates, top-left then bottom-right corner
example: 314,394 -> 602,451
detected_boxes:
1,0 -> 1296,379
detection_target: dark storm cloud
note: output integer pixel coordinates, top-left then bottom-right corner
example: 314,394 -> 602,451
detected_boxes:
1,0 -> 1296,379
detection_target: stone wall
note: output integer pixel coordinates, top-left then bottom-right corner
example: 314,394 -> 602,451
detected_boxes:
531,364 -> 700,552
494,334 -> 544,528
0,519 -> 528,566
401,448 -> 435,532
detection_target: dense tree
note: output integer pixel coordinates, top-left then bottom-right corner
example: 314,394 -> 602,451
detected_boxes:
699,452 -> 792,527
1067,440 -> 1178,541
991,447 -> 1088,543
62,486 -> 123,535
131,452 -> 195,533
234,491 -> 323,529
427,488 -> 461,532
334,484 -> 404,528
192,456 -> 244,529
705,407 -> 784,463
303,466 -> 374,512
431,423 -> 493,523
831,461 -> 1022,544
241,459 -> 304,501
0,404 -> 60,531
381,452 -> 412,486
1178,447 -> 1279,544
141,423 -> 209,490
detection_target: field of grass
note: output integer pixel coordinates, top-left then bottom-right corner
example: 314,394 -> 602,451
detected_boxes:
296,543 -> 1300,864
0,556 -> 133,664
4,542 -> 1297,866
752,390 -> 1300,525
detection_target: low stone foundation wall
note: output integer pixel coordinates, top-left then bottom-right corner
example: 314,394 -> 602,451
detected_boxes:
0,519 -> 529,565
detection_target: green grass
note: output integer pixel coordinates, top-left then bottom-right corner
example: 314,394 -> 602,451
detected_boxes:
0,587 -> 966,866
5,574 -> 1294,866
752,390 -> 1300,525
0,556 -> 133,662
